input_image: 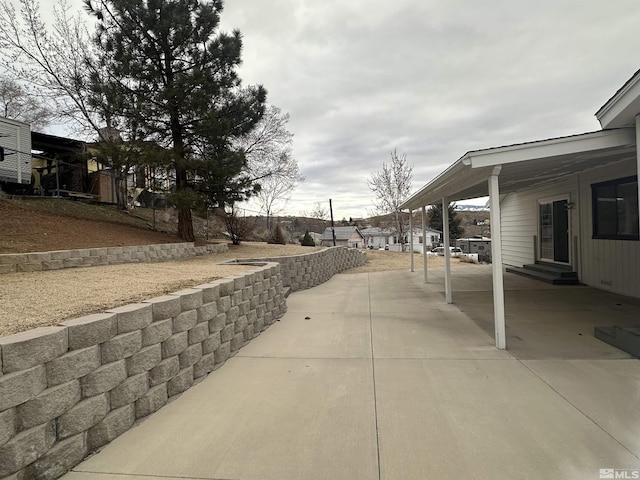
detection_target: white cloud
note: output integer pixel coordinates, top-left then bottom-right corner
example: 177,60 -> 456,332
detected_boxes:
19,0 -> 640,221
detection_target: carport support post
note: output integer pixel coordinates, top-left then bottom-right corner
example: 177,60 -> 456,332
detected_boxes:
409,209 -> 414,272
422,205 -> 428,283
636,115 -> 640,231
442,198 -> 452,303
488,166 -> 506,350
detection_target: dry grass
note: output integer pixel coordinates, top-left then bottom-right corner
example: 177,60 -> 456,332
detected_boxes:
0,242 -> 322,337
0,243 -> 471,337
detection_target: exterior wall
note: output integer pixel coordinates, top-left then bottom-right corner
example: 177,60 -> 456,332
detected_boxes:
0,247 -> 366,479
500,176 -> 579,268
500,160 -> 639,299
364,235 -> 391,249
577,160 -> 640,298
348,232 -> 364,248
0,242 -> 228,275
0,117 -> 31,185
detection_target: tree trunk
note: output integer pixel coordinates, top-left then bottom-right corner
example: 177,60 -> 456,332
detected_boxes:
175,164 -> 195,242
177,207 -> 195,241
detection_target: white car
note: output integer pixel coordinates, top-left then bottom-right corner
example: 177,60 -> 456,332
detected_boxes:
429,246 -> 463,257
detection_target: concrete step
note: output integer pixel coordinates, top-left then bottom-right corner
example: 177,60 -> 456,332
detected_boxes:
505,266 -> 580,285
522,262 -> 578,278
594,325 -> 640,358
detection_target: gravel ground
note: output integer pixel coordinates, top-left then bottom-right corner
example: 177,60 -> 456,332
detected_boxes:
0,243 -> 470,337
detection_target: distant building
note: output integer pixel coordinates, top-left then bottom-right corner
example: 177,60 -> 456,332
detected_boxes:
456,236 -> 492,261
361,227 -> 394,249
321,226 -> 365,248
408,227 -> 442,253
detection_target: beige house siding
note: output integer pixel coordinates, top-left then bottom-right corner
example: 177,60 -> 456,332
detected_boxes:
577,159 -> 640,298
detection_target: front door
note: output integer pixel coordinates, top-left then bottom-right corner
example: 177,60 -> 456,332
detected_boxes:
539,199 -> 569,263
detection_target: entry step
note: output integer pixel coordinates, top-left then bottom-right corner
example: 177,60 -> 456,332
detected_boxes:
506,262 -> 579,285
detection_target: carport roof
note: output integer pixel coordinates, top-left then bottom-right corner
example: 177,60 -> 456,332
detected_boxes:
400,127 -> 636,210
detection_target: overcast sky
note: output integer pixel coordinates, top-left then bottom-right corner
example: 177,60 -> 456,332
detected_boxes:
217,0 -> 640,220
21,0 -> 640,220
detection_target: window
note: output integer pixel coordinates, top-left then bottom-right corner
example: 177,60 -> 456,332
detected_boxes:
592,176 -> 639,240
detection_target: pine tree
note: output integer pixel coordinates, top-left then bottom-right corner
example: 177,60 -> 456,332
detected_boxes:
85,0 -> 266,241
427,203 -> 464,240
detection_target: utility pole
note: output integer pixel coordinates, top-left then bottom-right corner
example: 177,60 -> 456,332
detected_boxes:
329,198 -> 336,246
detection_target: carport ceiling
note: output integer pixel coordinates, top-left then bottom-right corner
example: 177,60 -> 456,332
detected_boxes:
401,128 -> 636,209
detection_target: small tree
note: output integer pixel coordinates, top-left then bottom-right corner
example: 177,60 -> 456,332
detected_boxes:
220,205 -> 253,246
427,203 -> 464,241
301,230 -> 315,247
268,223 -> 286,245
367,149 -> 413,251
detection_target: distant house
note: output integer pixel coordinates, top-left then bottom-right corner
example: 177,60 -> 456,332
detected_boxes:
361,227 -> 394,249
321,226 -> 365,248
408,227 -> 442,253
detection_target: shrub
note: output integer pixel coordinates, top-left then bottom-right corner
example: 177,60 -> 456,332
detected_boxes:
268,224 -> 286,245
301,230 -> 315,247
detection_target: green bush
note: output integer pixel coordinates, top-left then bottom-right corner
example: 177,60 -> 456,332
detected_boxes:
301,230 -> 315,246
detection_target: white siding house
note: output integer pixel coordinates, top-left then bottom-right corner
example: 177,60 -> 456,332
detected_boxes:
0,117 -> 31,186
400,69 -> 640,349
409,227 -> 442,253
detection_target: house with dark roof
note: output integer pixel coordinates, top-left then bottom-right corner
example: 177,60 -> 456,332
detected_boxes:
320,226 -> 365,248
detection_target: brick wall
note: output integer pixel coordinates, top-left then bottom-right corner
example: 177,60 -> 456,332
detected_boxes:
0,246 -> 366,479
0,242 -> 228,275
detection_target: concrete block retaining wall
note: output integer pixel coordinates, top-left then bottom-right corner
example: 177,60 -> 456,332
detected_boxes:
0,242 -> 228,275
0,262 -> 285,479
0,246 -> 366,479
243,246 -> 367,293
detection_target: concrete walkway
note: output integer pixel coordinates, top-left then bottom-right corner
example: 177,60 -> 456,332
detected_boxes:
64,269 -> 640,480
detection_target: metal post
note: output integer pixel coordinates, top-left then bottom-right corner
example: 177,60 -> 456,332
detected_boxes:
636,116 -> 640,242
422,205 -> 428,283
442,198 -> 452,303
55,157 -> 61,214
329,199 -> 336,247
409,210 -> 414,272
489,166 -> 506,350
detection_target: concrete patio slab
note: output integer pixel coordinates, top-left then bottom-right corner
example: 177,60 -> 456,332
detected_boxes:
63,266 -> 640,480
240,312 -> 373,359
68,357 -> 377,480
523,359 -> 640,458
371,310 -> 510,359
375,358 -> 640,480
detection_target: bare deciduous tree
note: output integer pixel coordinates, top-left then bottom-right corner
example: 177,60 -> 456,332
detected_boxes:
237,104 -> 302,229
0,0 -> 103,136
219,205 -> 255,246
307,201 -> 328,220
0,76 -> 52,129
367,149 -> 413,251
253,152 -> 303,231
